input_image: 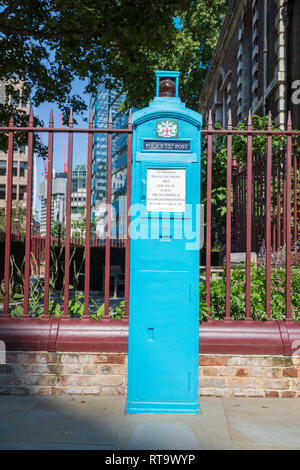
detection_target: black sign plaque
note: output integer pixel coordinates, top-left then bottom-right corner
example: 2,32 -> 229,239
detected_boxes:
143,140 -> 191,151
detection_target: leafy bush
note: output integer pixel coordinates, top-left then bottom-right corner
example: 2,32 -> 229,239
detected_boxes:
200,264 -> 300,321
0,241 -> 25,299
4,243 -> 127,320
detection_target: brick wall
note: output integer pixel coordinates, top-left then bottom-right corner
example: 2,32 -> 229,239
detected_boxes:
1,352 -> 300,398
199,354 -> 300,398
0,352 -> 128,396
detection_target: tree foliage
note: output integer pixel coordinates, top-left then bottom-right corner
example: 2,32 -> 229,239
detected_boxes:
140,0 -> 228,111
71,206 -> 97,238
0,201 -> 26,232
0,0 -> 228,126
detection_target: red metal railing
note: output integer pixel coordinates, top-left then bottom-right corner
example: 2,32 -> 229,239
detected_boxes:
0,108 -> 299,323
232,135 -> 299,255
203,110 -> 300,321
1,108 -> 132,318
0,230 -> 125,283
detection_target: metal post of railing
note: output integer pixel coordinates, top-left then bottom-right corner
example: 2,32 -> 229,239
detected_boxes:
225,111 -> 232,319
246,112 -> 252,319
104,110 -> 113,317
286,112 -> 292,319
277,147 -> 282,251
125,110 -> 132,316
43,110 -> 54,317
205,111 -> 213,312
23,109 -> 34,316
3,114 -> 14,317
83,110 -> 93,317
293,139 -> 298,251
63,110 -> 73,317
266,113 -> 272,319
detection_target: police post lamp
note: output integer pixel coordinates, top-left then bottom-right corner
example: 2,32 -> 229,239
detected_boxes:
126,71 -> 202,413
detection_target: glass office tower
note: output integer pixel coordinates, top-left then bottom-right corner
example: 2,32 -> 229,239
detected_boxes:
90,81 -> 129,238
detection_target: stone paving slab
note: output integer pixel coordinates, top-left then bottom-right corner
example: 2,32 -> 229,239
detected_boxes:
0,396 -> 299,450
125,422 -> 202,450
0,396 -> 38,424
0,441 -> 112,450
114,398 -> 232,450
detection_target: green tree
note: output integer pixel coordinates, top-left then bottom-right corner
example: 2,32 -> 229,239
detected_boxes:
71,207 -> 97,239
0,0 -> 228,134
0,201 -> 27,232
51,220 -> 66,239
124,0 -> 228,111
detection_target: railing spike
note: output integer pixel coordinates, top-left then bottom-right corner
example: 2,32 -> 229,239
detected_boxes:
9,112 -> 14,127
49,109 -> 54,127
228,109 -> 232,128
248,110 -> 252,128
29,107 -> 34,126
89,108 -> 93,128
108,109 -> 113,126
268,111 -> 272,129
69,109 -> 73,126
208,109 -> 212,128
287,110 -> 292,130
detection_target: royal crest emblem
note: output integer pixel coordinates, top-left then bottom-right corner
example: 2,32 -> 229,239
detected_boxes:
156,119 -> 178,138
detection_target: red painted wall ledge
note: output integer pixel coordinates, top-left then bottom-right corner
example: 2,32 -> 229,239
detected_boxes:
0,317 -> 299,356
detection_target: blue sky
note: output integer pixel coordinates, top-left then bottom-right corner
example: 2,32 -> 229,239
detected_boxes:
34,78 -> 90,218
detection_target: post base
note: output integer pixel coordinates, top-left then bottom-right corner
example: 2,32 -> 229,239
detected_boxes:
126,401 -> 200,414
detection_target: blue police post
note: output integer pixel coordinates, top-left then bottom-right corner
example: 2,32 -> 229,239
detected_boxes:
126,71 -> 202,413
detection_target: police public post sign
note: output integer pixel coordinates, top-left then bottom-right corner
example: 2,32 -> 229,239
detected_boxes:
126,71 -> 202,413
143,140 -> 191,151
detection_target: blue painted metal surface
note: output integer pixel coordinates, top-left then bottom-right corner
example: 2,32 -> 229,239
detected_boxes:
126,71 -> 202,413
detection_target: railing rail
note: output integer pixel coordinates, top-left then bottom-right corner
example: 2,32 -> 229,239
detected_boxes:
0,109 -> 299,322
1,108 -> 133,318
232,136 -> 299,254
203,111 -> 299,320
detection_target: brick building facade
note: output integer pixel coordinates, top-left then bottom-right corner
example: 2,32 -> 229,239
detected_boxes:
0,81 -> 31,211
198,0 -> 300,129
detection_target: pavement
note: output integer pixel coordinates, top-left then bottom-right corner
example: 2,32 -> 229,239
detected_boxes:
0,395 -> 300,450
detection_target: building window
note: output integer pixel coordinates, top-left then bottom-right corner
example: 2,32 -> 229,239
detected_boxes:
242,2 -> 253,111
0,185 -> 5,199
0,161 -> 6,176
13,162 -> 18,177
213,70 -> 231,127
20,162 -> 27,177
12,185 -> 17,200
214,73 -> 224,126
221,72 -> 232,127
19,186 -> 27,200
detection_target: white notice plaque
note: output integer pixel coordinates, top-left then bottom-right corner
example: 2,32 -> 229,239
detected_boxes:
146,168 -> 186,212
